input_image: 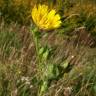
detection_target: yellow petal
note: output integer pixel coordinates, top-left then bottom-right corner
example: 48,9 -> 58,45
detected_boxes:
54,14 -> 61,21
47,10 -> 56,20
32,6 -> 38,23
53,21 -> 62,28
31,4 -> 62,30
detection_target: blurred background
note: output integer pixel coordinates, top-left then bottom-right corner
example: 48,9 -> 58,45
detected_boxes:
0,0 -> 96,96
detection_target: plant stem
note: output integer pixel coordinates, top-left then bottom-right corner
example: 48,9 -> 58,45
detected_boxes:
32,27 -> 41,70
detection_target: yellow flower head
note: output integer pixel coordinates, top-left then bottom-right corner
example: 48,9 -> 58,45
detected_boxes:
31,4 -> 62,30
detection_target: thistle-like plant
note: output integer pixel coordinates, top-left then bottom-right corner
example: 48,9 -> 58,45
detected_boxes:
31,4 -> 62,96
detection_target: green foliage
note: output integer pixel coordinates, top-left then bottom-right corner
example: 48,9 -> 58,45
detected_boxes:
39,46 -> 52,61
84,14 -> 96,36
61,14 -> 81,34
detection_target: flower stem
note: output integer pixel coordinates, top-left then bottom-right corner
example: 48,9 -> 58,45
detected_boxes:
32,27 -> 40,68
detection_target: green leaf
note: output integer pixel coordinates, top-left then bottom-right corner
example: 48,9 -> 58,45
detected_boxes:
42,50 -> 49,61
61,60 -> 69,69
39,47 -> 45,55
40,81 -> 48,95
42,64 -> 60,80
46,64 -> 54,80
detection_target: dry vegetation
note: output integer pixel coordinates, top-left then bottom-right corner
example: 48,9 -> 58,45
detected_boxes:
0,0 -> 96,96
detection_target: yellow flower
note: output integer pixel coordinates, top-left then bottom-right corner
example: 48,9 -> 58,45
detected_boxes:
31,4 -> 61,30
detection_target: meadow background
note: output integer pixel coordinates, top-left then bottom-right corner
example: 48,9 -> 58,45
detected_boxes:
0,0 -> 96,96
